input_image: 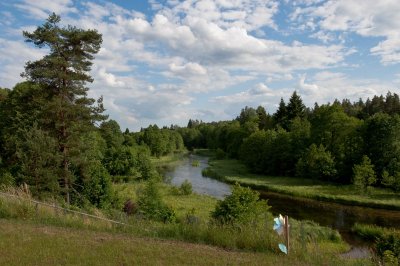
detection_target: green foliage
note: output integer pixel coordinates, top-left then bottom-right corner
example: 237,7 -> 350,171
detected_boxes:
15,124 -> 61,197
82,162 -> 113,209
215,148 -> 226,159
382,171 -> 400,192
211,183 -> 270,224
0,172 -> 14,187
353,224 -> 400,264
296,144 -> 337,180
286,91 -> 306,121
179,180 -> 193,195
20,14 -> 105,204
352,155 -> 376,192
137,180 -> 176,222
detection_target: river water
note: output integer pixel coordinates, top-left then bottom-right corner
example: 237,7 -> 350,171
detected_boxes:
164,155 -> 400,245
165,155 -> 231,199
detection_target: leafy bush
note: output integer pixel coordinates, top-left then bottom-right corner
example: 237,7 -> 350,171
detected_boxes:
211,183 -> 270,224
137,180 -> 176,222
179,180 -> 192,195
82,161 -> 113,209
352,155 -> 376,192
296,144 -> 337,180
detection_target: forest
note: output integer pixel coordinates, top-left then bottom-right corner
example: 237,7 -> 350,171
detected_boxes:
180,91 -> 400,192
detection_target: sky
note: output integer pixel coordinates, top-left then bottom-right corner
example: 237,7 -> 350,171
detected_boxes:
1,0 -> 400,131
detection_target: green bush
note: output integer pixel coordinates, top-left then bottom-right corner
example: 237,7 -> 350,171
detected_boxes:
179,180 -> 192,195
211,183 -> 270,224
82,161 -> 113,209
137,180 -> 176,223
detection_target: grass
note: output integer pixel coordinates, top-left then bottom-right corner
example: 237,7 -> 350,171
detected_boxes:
0,185 -> 372,265
151,152 -> 188,168
203,159 -> 400,210
0,219 -> 279,266
114,182 -> 217,220
352,223 -> 400,242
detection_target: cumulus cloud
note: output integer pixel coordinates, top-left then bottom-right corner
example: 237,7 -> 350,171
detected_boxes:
0,38 -> 46,88
161,0 -> 279,31
292,0 -> 400,64
296,71 -> 395,106
213,82 -> 292,116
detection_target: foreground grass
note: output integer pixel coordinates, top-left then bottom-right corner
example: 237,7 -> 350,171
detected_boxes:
0,187 -> 370,265
0,219 -> 279,266
203,159 -> 400,210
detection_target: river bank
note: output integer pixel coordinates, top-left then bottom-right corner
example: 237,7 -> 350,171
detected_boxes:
202,159 -> 400,211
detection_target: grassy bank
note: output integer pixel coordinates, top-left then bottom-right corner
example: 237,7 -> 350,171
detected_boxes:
202,159 -> 400,210
151,152 -> 189,168
0,184 -> 371,265
352,224 -> 400,264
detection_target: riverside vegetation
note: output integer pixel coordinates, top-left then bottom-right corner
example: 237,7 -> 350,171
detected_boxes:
0,14 -> 398,265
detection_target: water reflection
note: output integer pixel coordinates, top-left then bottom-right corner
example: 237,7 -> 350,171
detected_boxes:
261,191 -> 400,244
164,155 -> 231,199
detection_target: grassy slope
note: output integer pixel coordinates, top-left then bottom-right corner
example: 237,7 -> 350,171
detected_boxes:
205,159 -> 400,210
0,219 -> 278,266
0,186 -> 370,266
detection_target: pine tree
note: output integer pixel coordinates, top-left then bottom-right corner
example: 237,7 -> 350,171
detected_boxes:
22,13 -> 106,204
273,98 -> 288,128
287,91 -> 306,120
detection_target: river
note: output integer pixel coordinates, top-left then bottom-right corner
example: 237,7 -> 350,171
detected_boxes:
164,155 -> 400,245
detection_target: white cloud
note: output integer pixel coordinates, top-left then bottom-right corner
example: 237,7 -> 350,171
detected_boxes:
0,38 -> 46,88
296,71 -> 395,106
293,0 -> 400,64
162,0 -> 279,31
15,0 -> 77,19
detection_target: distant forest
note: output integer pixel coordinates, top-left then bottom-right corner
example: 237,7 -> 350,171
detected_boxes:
180,91 -> 400,192
0,14 -> 399,210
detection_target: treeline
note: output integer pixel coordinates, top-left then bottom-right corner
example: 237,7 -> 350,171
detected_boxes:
0,14 -> 184,208
181,91 -> 400,191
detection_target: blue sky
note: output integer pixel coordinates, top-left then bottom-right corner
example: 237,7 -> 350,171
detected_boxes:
1,0 -> 399,131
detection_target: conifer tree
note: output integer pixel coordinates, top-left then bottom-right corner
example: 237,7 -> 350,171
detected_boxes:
287,91 -> 306,120
22,13 -> 106,204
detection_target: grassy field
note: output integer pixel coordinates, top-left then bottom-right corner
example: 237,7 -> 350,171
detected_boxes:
0,219 -> 281,266
0,191 -> 370,266
114,182 -> 217,220
203,159 -> 400,210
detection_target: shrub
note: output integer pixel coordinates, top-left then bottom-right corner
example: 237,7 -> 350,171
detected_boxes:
180,180 -> 192,195
352,155 -> 376,192
296,144 -> 337,180
137,180 -> 176,223
211,183 -> 270,224
82,161 -> 113,209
